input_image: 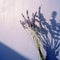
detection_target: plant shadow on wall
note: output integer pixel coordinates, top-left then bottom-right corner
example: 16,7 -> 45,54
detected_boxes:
38,11 -> 60,60
20,6 -> 60,60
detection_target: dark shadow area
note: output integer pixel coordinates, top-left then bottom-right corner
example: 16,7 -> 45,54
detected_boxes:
0,42 -> 29,60
38,11 -> 60,60
45,11 -> 60,60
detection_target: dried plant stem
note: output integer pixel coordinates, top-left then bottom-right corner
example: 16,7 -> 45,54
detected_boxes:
27,28 -> 45,60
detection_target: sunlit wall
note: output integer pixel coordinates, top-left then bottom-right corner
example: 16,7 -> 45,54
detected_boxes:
0,0 -> 60,60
